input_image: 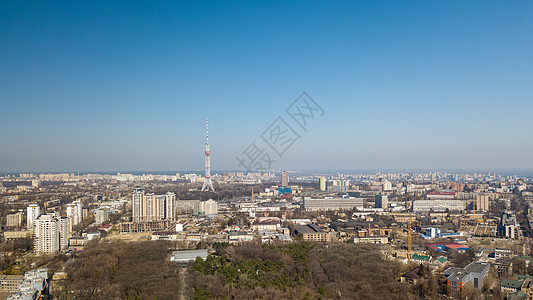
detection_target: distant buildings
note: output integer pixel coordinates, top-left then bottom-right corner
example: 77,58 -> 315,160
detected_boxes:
427,192 -> 456,199
327,180 -> 350,192
34,213 -> 68,254
281,171 -> 289,187
6,212 -> 23,227
193,199 -> 217,216
131,188 -> 176,222
66,200 -> 83,232
375,195 -> 388,209
95,207 -> 110,225
319,176 -> 326,191
303,197 -> 364,211
412,200 -> 465,213
476,194 -> 489,211
27,204 -> 40,230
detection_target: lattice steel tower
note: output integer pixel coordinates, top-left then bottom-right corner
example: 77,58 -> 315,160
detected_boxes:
201,117 -> 215,192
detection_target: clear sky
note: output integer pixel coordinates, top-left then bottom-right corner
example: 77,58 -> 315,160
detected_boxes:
1,1 -> 532,173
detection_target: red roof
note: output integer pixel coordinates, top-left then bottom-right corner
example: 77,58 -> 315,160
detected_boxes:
101,224 -> 112,229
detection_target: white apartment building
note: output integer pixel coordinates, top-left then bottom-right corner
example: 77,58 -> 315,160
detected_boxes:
27,204 -> 40,230
34,214 -> 68,254
66,200 -> 83,232
6,212 -> 23,227
95,207 -> 110,225
194,199 -> 217,216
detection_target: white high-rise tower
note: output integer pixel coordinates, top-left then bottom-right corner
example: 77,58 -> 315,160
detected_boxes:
201,117 -> 215,192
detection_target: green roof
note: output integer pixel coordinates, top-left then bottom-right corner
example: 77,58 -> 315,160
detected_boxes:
411,254 -> 431,261
437,256 -> 448,263
502,279 -> 522,289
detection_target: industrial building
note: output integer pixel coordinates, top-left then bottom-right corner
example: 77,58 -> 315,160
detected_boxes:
412,200 -> 465,212
303,197 -> 364,211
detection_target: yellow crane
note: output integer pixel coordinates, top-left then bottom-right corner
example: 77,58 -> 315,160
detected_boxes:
407,220 -> 412,260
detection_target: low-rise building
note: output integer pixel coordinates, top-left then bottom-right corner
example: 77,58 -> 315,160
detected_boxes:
294,224 -> 331,242
0,275 -> 23,293
170,249 -> 208,263
445,262 -> 490,297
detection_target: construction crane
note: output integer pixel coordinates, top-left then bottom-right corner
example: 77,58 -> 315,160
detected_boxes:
407,220 -> 412,260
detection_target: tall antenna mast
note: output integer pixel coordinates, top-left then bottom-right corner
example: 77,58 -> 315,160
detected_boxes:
201,117 -> 215,192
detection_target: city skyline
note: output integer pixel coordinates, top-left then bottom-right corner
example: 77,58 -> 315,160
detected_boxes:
1,1 -> 532,172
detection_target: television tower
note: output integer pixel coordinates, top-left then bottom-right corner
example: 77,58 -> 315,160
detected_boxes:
201,117 -> 215,192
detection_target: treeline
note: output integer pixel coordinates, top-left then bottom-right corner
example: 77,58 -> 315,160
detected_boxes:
61,240 -> 183,299
192,242 -> 412,299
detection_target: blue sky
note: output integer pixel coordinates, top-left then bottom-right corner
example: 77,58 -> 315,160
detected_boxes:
1,1 -> 532,172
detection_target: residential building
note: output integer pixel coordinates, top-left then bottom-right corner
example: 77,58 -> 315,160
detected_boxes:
66,200 -> 83,232
375,195 -> 388,209
95,207 -> 109,225
6,212 -> 23,227
319,176 -> 326,191
476,194 -> 489,211
281,171 -> 289,187
193,199 -> 217,216
27,204 -> 40,229
34,214 -> 69,254
132,188 -> 176,222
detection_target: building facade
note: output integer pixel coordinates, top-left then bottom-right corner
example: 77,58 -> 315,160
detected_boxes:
303,197 -> 364,211
281,171 -> 289,187
27,204 -> 40,229
6,212 -> 23,227
412,200 -> 465,212
375,195 -> 388,209
34,214 -> 68,254
132,188 -> 176,222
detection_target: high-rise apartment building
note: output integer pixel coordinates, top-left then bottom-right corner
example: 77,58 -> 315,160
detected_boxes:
281,171 -> 289,187
476,194 -> 489,211
34,213 -> 68,254
319,176 -> 326,191
27,204 -> 40,230
6,212 -> 24,227
375,195 -> 388,209
193,199 -> 217,216
66,200 -> 83,232
95,207 -> 110,225
132,188 -> 175,222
